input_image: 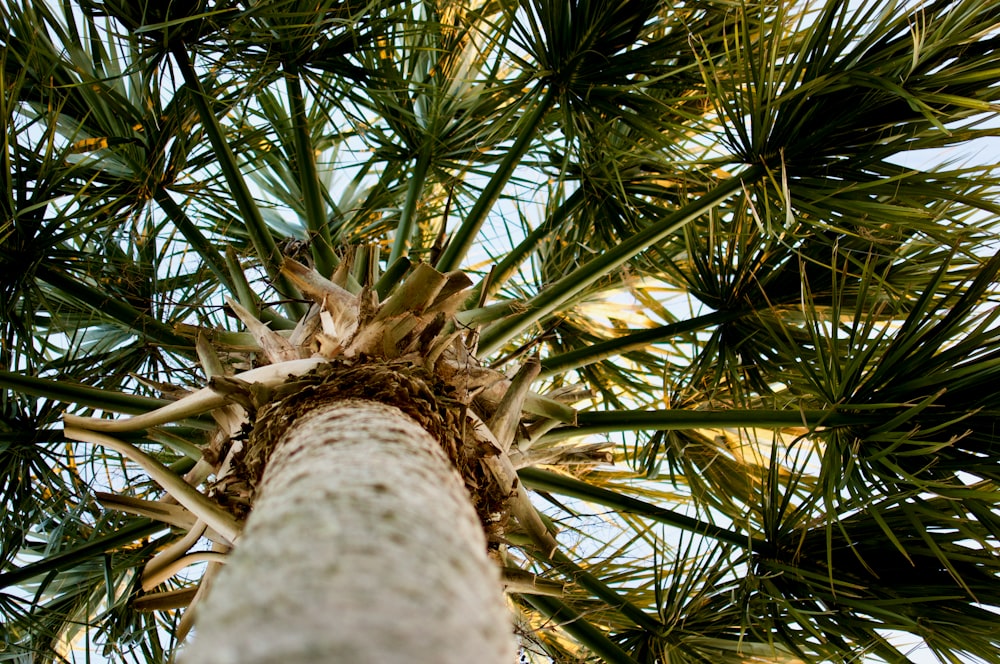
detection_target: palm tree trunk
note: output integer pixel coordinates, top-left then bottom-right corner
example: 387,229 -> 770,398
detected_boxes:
180,399 -> 515,663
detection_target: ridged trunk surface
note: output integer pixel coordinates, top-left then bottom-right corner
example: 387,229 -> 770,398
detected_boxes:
180,399 -> 515,663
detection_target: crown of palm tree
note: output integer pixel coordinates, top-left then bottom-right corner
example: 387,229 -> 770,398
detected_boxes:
3,0 -> 1000,662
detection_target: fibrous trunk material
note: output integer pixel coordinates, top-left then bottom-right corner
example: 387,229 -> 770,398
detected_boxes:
180,398 -> 515,663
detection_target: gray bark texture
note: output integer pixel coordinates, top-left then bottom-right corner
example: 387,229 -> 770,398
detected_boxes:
180,398 -> 516,663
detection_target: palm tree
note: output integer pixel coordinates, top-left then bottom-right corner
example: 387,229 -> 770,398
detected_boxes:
2,0 -> 1000,661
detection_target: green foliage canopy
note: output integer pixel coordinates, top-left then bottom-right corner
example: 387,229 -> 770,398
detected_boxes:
2,0 -> 1000,662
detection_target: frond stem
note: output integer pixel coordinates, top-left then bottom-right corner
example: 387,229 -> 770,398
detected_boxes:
539,310 -> 743,378
388,143 -> 433,266
284,62 -> 337,276
171,44 -> 304,318
521,594 -> 641,664
435,85 -> 557,272
519,467 -> 748,548
478,166 -> 765,356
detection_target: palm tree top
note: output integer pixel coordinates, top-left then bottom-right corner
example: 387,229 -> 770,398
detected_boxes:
3,0 -> 1000,661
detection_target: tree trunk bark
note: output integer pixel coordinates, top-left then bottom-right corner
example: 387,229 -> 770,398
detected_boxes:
180,399 -> 515,663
